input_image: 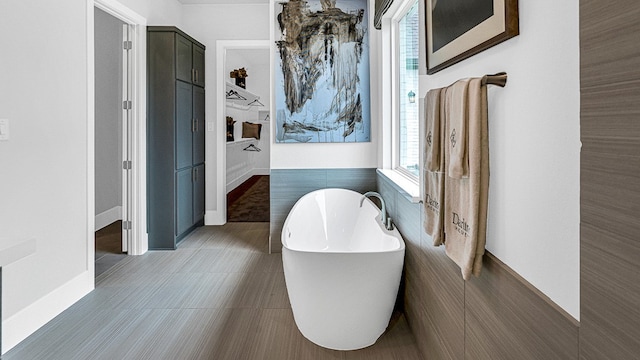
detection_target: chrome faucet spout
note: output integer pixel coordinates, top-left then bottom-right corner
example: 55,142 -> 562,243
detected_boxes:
360,191 -> 394,230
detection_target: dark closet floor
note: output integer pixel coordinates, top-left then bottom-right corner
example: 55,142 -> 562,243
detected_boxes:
95,221 -> 127,277
227,175 -> 270,222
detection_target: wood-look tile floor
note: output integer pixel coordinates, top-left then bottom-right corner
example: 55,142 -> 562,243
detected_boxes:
5,223 -> 423,360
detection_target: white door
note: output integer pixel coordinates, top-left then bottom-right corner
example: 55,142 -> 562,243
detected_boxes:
121,23 -> 133,253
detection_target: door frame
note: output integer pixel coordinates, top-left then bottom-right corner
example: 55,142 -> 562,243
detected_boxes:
88,0 -> 148,262
211,40 -> 271,225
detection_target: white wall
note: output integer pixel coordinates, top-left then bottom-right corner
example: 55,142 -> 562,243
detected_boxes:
269,0 -> 379,170
118,0 -> 183,26
0,0 -> 182,352
413,1 -> 581,318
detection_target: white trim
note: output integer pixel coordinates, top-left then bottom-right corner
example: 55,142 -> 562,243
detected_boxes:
226,170 -> 254,194
87,0 -> 96,276
211,40 -> 270,226
253,167 -> 270,176
3,271 -> 93,354
94,0 -> 146,24
205,210 -> 225,226
91,0 -> 148,255
377,169 -> 420,203
225,168 -> 270,194
95,206 -> 123,231
381,0 -> 423,193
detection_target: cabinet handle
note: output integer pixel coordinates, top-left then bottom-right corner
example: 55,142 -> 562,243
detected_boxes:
195,69 -> 199,83
195,119 -> 198,132
192,68 -> 195,83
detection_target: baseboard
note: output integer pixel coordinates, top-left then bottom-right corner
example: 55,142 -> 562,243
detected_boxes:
226,171 -> 253,194
95,206 -> 122,231
205,210 -> 225,226
253,168 -> 270,176
2,271 -> 93,354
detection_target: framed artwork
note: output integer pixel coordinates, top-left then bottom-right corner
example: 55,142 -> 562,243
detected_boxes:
274,0 -> 371,143
425,0 -> 519,74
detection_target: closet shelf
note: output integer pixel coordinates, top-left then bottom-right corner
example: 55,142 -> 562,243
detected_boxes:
226,138 -> 256,146
226,82 -> 264,110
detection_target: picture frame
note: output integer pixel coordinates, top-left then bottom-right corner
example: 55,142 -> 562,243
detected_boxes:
425,0 -> 519,74
274,0 -> 371,143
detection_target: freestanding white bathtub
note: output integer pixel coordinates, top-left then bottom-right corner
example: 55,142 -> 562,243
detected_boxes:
281,188 -> 405,351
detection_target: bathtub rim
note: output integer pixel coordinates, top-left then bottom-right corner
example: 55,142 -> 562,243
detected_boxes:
281,188 -> 406,254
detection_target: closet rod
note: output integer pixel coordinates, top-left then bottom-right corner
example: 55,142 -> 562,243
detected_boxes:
482,72 -> 507,87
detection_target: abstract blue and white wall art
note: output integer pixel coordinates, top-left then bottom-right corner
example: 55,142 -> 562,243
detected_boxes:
275,0 -> 370,143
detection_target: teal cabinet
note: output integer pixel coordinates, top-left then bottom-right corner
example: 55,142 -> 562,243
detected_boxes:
147,26 -> 206,250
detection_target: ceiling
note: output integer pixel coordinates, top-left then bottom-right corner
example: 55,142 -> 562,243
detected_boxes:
177,0 -> 268,4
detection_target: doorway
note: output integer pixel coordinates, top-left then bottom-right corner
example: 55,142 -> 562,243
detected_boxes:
224,48 -> 271,223
89,0 -> 147,270
94,7 -> 130,276
215,41 -> 271,224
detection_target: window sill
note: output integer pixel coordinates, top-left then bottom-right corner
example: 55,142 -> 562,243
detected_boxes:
377,169 -> 421,204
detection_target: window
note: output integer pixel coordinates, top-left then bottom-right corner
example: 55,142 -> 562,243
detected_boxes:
394,1 -> 419,178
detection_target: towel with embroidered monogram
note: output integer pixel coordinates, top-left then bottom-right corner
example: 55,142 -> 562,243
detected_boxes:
445,79 -> 470,179
443,77 -> 489,280
423,88 -> 446,246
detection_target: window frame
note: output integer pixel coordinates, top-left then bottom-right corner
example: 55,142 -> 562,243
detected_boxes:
391,0 -> 420,182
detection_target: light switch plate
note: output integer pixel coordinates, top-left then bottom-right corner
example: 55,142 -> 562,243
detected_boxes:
207,122 -> 214,132
0,119 -> 9,141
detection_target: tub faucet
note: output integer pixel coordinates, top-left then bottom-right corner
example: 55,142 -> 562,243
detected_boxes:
360,191 -> 394,231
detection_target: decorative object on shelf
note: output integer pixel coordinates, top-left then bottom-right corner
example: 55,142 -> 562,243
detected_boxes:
242,121 -> 263,140
274,0 -> 370,143
227,116 -> 236,142
230,67 -> 248,89
425,0 -> 519,74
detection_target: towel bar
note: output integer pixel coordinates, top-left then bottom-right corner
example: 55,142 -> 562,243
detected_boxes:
482,72 -> 507,87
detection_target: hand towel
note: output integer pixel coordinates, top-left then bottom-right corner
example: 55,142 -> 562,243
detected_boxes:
445,79 -> 470,179
423,88 -> 446,246
424,88 -> 442,171
443,78 -> 489,280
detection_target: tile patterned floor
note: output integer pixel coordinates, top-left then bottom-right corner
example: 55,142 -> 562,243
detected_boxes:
5,223 -> 423,360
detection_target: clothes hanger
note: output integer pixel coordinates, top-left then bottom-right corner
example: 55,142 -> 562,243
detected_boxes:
226,89 -> 247,100
248,99 -> 265,107
243,143 -> 261,152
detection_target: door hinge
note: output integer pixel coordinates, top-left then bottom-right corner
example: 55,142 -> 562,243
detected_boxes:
123,160 -> 132,170
123,100 -> 132,110
122,220 -> 132,230
123,40 -> 132,50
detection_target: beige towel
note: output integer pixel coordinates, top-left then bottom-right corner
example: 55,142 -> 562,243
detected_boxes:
446,79 -> 470,179
443,77 -> 489,280
424,88 -> 442,171
423,88 -> 446,246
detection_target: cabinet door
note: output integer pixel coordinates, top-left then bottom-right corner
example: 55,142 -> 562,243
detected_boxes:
193,87 -> 205,165
176,34 -> 192,83
193,164 -> 205,224
193,45 -> 205,87
176,168 -> 193,236
176,81 -> 193,169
